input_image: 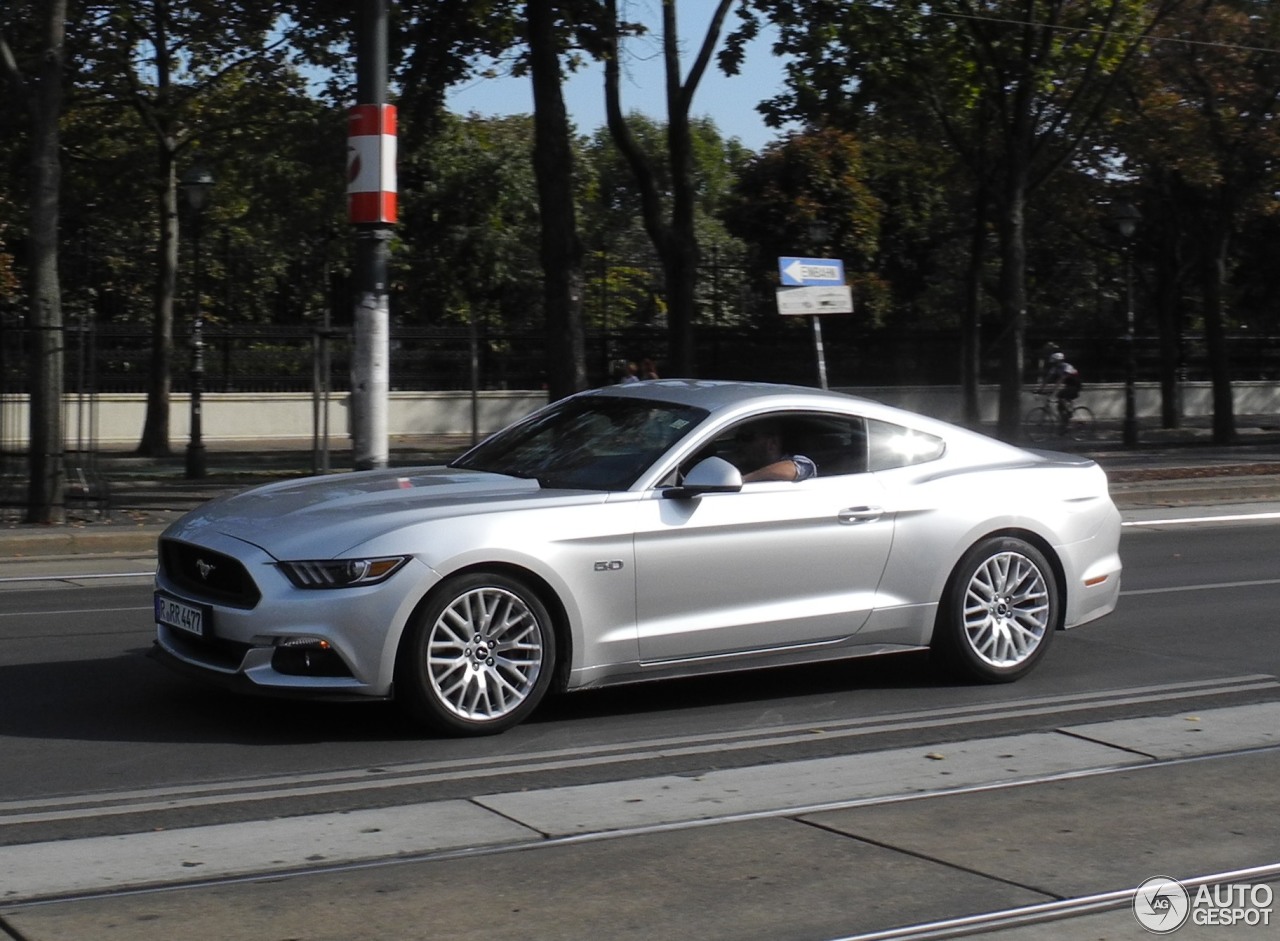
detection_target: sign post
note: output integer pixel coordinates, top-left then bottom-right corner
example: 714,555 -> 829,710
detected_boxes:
777,257 -> 853,390
349,0 -> 394,470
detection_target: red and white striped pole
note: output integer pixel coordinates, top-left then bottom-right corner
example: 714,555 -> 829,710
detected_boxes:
349,0 -> 393,470
346,103 -> 397,225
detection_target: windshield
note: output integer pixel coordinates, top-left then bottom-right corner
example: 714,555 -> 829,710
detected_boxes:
451,395 -> 708,491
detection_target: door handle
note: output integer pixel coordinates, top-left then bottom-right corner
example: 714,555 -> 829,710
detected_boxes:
838,506 -> 883,524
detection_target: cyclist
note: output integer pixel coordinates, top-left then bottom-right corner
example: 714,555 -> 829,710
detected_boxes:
1036,351 -> 1081,432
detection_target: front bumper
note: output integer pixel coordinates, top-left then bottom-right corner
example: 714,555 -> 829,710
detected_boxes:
147,641 -> 388,702
151,533 -> 438,700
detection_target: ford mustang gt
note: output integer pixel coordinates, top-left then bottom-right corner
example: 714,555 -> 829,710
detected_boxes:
151,380 -> 1122,735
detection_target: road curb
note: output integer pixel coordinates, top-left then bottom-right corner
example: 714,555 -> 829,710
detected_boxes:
1106,475 -> 1280,508
0,527 -> 163,560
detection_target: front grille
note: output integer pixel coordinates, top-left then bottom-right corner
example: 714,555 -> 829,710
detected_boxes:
159,539 -> 262,608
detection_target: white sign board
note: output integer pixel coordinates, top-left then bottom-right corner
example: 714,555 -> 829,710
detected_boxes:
775,284 -> 854,316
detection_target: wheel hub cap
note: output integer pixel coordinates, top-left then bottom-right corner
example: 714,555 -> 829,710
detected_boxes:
964,552 -> 1050,668
428,587 -> 544,721
468,635 -> 494,664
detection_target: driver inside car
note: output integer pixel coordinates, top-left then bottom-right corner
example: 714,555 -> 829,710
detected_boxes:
735,423 -> 817,482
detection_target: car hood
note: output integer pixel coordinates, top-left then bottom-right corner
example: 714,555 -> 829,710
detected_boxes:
161,466 -> 600,559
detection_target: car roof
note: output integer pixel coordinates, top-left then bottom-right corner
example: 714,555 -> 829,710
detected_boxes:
583,379 -> 947,430
586,379 -> 867,413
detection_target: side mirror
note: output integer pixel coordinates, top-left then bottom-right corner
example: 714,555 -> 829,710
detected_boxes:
663,456 -> 743,499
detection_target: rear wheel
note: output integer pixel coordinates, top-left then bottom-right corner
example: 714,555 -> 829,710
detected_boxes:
932,536 -> 1058,683
397,572 -> 556,736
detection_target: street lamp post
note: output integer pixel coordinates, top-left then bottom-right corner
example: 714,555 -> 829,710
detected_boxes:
1107,201 -> 1141,447
181,166 -> 214,478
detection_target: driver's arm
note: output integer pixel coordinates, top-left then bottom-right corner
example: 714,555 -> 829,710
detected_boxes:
743,459 -> 799,482
743,454 -> 817,483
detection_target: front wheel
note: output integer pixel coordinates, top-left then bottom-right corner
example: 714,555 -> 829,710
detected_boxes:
932,536 -> 1059,683
1023,406 -> 1054,443
396,572 -> 556,735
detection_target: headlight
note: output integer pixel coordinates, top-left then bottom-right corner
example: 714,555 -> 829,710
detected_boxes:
279,556 -> 410,589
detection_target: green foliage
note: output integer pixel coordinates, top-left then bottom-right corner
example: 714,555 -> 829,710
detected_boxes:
581,114 -> 747,250
190,73 -> 348,326
0,193 -> 17,302
1115,0 -> 1280,343
398,112 -> 544,330
583,254 -> 667,329
736,0 -> 1188,374
10,0 -> 1280,402
578,112 -> 750,328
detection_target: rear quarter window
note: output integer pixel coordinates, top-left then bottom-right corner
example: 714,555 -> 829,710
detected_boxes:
867,419 -> 945,471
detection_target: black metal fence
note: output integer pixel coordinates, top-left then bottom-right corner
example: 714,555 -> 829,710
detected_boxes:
4,318 -> 1280,398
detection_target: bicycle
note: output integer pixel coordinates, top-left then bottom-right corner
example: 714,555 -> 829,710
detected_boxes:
1024,394 -> 1094,444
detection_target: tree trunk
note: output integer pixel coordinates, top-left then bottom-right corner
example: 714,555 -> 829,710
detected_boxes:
995,177 -> 1028,442
960,190 -> 988,428
527,0 -> 586,400
663,237 -> 698,378
664,65 -> 699,378
137,146 -> 178,455
1151,249 -> 1184,430
136,2 -> 178,456
24,0 -> 69,523
1202,222 -> 1235,444
603,0 -> 734,380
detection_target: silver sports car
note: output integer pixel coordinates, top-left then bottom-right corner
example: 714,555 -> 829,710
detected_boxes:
151,380 -> 1121,735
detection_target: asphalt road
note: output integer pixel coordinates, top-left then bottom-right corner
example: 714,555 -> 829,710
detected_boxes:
1,502 -> 1279,938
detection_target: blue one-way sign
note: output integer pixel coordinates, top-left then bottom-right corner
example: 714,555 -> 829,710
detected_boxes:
779,256 -> 845,287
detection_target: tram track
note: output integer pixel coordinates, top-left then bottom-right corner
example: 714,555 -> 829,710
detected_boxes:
4,740 -> 1277,919
825,862 -> 1280,941
0,674 -> 1273,830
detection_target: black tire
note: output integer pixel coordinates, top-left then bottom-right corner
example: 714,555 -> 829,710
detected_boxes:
932,536 -> 1058,683
1023,406 -> 1054,443
396,572 -> 556,736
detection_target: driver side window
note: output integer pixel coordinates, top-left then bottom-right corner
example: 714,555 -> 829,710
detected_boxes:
675,413 -> 870,482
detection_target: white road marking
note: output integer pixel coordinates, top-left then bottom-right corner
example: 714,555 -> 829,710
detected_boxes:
1123,510 -> 1280,526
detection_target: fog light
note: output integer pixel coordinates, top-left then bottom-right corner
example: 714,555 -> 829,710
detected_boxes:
271,638 -> 351,678
277,636 -> 331,649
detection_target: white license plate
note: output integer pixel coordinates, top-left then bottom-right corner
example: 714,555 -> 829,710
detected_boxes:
155,593 -> 206,637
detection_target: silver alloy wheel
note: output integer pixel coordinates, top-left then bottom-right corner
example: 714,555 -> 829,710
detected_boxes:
962,550 -> 1051,668
426,586 -> 545,722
